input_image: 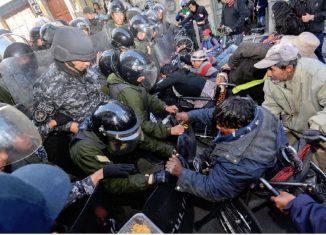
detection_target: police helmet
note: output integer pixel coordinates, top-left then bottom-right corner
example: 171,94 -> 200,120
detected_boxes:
3,42 -> 33,60
117,49 -> 158,88
52,26 -> 95,62
130,15 -> 153,40
111,27 -> 134,50
69,17 -> 91,34
91,100 -> 141,156
109,0 -> 126,14
39,21 -> 65,48
99,49 -> 119,77
29,26 -> 41,42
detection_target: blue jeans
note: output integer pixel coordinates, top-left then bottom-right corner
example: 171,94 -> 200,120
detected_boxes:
313,32 -> 325,64
215,44 -> 238,69
257,16 -> 265,27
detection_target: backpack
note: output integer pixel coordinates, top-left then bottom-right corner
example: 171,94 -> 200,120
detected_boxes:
272,1 -> 305,35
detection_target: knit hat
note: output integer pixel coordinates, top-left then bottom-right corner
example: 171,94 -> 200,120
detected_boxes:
0,164 -> 71,232
280,32 -> 319,58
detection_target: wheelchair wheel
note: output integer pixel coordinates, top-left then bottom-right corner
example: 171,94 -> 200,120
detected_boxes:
175,28 -> 187,39
216,198 -> 263,233
175,36 -> 194,56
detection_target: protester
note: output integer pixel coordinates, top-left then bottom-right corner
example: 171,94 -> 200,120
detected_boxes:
272,191 -> 326,233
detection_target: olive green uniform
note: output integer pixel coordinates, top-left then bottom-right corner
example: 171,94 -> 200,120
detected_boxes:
107,74 -> 172,140
70,129 -> 151,194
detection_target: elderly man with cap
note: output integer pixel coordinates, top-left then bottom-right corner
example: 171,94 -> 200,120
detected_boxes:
254,43 -> 326,171
189,50 -> 218,80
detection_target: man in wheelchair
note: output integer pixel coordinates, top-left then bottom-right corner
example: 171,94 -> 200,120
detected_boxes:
165,96 -> 289,202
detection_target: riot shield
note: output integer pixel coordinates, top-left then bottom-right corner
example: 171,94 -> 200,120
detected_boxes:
0,50 -> 51,116
90,30 -> 112,53
159,0 -> 178,24
0,104 -> 42,168
0,33 -> 29,61
153,26 -> 176,66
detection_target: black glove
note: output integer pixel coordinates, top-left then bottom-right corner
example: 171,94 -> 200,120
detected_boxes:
282,145 -> 303,173
302,129 -> 324,145
152,170 -> 170,184
103,164 -> 136,178
52,113 -> 73,126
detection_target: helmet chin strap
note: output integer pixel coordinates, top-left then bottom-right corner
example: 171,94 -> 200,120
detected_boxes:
66,61 -> 86,75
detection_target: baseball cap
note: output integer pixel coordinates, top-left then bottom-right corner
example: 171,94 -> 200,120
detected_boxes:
202,28 -> 211,37
254,43 -> 299,69
83,6 -> 94,14
0,164 -> 71,232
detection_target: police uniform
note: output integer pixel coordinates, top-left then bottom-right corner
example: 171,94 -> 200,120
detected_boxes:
33,62 -> 108,139
70,129 -> 150,194
107,73 -> 172,140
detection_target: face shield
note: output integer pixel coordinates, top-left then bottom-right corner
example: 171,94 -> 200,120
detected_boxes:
134,62 -> 158,90
0,34 -> 29,61
104,118 -> 142,156
0,104 -> 42,168
138,23 -> 154,42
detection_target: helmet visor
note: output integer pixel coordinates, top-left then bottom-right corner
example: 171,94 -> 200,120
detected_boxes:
141,62 -> 158,90
106,127 -> 142,156
0,104 -> 42,167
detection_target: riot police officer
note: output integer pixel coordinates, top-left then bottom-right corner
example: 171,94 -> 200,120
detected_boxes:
107,49 -> 184,147
39,21 -> 65,49
70,100 -> 171,194
111,27 -> 135,52
69,17 -> 91,35
29,26 -> 45,51
103,0 -> 128,39
33,26 -> 108,172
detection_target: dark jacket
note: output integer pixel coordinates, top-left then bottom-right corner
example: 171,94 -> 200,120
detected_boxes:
228,42 -> 271,85
290,0 -> 326,33
254,0 -> 268,16
221,0 -> 250,34
180,5 -> 210,29
285,194 -> 326,233
175,107 -> 286,202
151,70 -> 206,97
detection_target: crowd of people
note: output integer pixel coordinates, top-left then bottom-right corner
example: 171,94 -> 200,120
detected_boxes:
0,0 -> 326,233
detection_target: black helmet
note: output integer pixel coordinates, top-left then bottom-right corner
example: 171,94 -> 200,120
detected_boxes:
111,27 -> 134,49
109,0 -> 126,14
40,21 -> 64,48
91,100 -> 141,156
3,42 -> 33,59
99,49 -> 119,77
54,19 -> 68,26
29,26 -> 41,42
117,49 -> 158,88
69,17 -> 91,34
125,7 -> 142,21
130,15 -> 153,40
52,26 -> 95,62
